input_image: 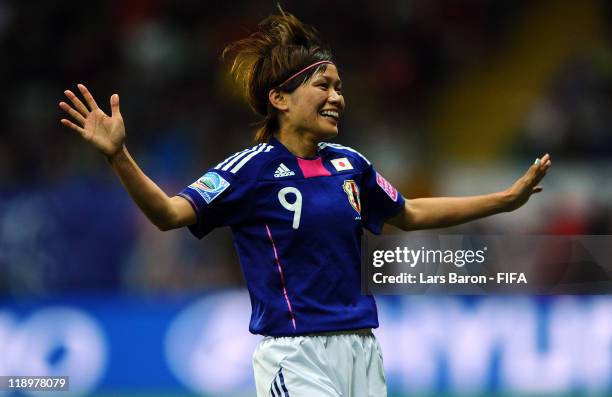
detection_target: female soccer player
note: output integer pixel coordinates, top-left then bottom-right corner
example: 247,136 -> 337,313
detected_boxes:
59,11 -> 550,397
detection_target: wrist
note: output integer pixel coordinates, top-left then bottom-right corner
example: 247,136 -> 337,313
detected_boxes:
497,189 -> 514,212
106,145 -> 128,165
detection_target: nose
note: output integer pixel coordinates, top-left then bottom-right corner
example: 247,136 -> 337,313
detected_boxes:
328,88 -> 343,106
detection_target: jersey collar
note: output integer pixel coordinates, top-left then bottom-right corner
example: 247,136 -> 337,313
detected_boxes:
269,136 -> 322,160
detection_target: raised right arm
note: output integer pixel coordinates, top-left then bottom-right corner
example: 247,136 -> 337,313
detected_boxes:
107,145 -> 196,230
59,84 -> 196,231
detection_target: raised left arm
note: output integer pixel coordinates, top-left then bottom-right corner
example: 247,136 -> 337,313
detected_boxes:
387,154 -> 551,231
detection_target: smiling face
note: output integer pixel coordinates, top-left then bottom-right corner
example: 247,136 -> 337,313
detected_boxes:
279,64 -> 345,141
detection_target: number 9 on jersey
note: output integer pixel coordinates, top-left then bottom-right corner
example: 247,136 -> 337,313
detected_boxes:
278,187 -> 302,230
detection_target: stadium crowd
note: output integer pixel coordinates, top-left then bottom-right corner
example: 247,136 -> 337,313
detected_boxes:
1,0 -> 611,293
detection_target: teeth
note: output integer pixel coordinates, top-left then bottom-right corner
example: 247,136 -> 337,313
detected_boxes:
320,110 -> 339,119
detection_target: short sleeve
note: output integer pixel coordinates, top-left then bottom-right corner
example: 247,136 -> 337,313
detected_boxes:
178,169 -> 255,239
360,165 -> 405,234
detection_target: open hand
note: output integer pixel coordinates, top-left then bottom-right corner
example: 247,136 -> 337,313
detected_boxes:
59,84 -> 125,158
504,153 -> 552,211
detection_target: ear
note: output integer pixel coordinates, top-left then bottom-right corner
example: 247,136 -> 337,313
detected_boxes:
268,89 -> 289,112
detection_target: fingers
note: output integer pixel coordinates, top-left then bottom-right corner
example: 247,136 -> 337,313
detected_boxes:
518,154 -> 551,195
110,94 -> 121,118
533,171 -> 547,186
59,101 -> 85,125
64,89 -> 89,117
533,154 -> 549,164
537,154 -> 551,169
530,154 -> 551,186
60,118 -> 86,137
77,83 -> 100,111
531,153 -> 551,175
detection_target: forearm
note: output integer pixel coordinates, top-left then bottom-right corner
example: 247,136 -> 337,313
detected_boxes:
107,145 -> 180,230
397,192 -> 511,230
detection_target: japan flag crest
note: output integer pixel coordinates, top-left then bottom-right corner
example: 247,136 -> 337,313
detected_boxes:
331,157 -> 353,172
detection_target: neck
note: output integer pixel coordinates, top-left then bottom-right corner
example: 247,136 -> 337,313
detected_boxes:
275,129 -> 319,158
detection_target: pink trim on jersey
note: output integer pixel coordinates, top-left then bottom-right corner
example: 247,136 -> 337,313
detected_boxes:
265,224 -> 297,331
375,172 -> 399,201
297,157 -> 331,178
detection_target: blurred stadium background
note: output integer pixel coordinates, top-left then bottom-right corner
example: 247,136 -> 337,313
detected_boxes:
1,0 -> 611,395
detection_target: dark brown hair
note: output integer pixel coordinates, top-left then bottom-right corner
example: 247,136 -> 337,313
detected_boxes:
222,12 -> 333,143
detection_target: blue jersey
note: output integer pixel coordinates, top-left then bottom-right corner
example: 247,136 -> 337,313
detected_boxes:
179,137 -> 404,336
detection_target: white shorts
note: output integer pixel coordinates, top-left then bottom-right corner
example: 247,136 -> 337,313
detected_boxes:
252,330 -> 387,397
